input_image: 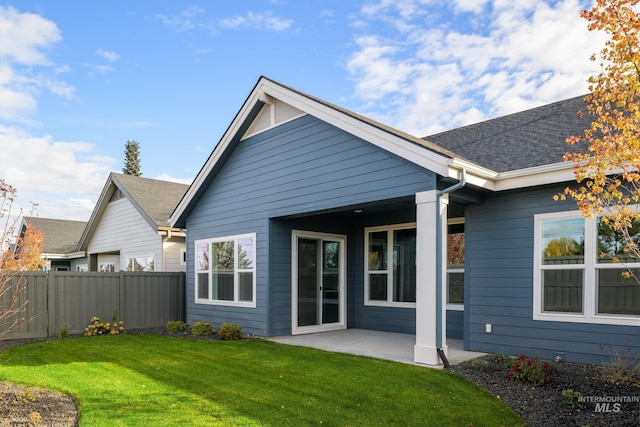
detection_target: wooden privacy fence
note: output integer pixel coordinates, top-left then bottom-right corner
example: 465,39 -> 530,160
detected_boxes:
0,271 -> 185,340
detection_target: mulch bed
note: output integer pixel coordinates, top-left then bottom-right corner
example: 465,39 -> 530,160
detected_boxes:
450,354 -> 640,427
1,330 -> 639,426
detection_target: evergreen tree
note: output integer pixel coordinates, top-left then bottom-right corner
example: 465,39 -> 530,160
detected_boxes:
122,140 -> 142,176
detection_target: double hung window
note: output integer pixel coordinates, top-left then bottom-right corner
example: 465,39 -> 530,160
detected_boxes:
365,223 -> 416,306
447,220 -> 465,309
195,233 -> 256,307
534,211 -> 640,325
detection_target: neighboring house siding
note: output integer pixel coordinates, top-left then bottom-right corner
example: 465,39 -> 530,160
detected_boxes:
186,115 -> 437,336
466,184 -> 640,364
70,258 -> 89,271
162,238 -> 186,272
87,198 -> 161,271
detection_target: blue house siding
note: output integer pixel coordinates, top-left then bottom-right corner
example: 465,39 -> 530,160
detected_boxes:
446,310 -> 463,339
185,114 -> 438,336
466,184 -> 640,364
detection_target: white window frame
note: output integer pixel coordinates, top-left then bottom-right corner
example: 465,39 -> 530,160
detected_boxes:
446,217 -> 465,311
364,223 -> 416,308
124,255 -> 155,272
533,210 -> 640,326
194,233 -> 256,308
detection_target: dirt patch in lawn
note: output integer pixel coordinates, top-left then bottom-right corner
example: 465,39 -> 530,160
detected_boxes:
0,381 -> 77,427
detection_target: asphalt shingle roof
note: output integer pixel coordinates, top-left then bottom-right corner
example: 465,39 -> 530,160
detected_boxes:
112,173 -> 189,227
28,217 -> 87,254
424,95 -> 592,173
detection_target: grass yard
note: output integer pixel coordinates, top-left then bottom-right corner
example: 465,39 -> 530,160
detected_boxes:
0,335 -> 525,426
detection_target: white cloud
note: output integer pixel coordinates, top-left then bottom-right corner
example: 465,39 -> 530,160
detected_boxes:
347,0 -> 606,136
0,7 -> 102,221
0,6 -> 61,65
83,63 -> 115,75
0,125 -> 116,220
155,7 -> 205,32
153,173 -> 193,185
155,13 -> 196,32
96,48 -> 120,62
217,11 -> 293,31
0,86 -> 37,121
0,7 -> 74,124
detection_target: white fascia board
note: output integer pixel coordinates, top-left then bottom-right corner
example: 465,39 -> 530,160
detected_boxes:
260,82 -> 451,177
170,78 -> 451,225
494,162 -> 577,191
43,251 -> 86,260
448,159 -> 577,192
170,87 -> 264,226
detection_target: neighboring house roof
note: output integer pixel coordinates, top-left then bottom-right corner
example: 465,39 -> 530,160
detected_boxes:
425,95 -> 591,173
22,217 -> 87,255
79,172 -> 189,250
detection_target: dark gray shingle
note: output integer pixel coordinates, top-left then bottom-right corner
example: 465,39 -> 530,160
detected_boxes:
28,217 -> 87,254
424,95 -> 592,172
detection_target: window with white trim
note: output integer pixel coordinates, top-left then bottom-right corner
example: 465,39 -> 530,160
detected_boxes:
365,223 -> 416,306
447,219 -> 464,309
99,263 -> 115,272
124,256 -> 155,271
195,233 -> 256,307
534,211 -> 640,325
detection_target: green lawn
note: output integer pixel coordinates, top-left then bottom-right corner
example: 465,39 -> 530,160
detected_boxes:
0,335 -> 525,426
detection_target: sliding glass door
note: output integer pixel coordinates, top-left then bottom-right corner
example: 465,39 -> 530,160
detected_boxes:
292,231 -> 346,334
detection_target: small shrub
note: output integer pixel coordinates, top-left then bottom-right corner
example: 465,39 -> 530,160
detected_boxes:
191,321 -> 215,336
166,320 -> 187,333
84,316 -> 125,336
494,353 -> 511,365
471,358 -> 490,371
12,388 -> 37,405
506,354 -> 554,385
57,323 -> 69,339
562,389 -> 584,409
28,411 -> 43,424
218,323 -> 243,340
599,344 -> 640,385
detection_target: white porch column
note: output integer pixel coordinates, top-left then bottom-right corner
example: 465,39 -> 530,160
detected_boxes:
414,190 -> 448,366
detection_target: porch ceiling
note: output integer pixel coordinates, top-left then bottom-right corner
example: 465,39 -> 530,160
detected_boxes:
275,195 -> 468,220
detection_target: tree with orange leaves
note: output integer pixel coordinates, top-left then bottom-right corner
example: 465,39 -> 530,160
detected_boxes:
560,0 -> 640,264
2,222 -> 44,271
0,179 -> 42,337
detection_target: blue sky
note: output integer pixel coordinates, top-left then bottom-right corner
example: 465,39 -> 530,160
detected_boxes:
1,0 -> 604,221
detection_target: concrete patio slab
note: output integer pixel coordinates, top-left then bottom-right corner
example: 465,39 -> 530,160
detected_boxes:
269,329 -> 487,368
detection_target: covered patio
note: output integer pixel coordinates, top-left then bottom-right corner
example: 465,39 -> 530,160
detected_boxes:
270,329 -> 486,368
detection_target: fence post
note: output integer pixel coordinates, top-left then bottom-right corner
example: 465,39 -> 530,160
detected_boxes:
181,271 -> 186,322
47,271 -> 55,338
119,270 -> 125,322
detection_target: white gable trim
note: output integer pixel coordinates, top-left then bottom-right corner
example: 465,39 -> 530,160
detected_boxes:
170,78 -> 452,226
260,82 -> 451,176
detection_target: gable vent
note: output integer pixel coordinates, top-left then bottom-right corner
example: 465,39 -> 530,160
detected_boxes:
241,98 -> 305,140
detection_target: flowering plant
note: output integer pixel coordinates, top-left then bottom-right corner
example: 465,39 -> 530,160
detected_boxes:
506,354 -> 554,385
84,316 -> 125,336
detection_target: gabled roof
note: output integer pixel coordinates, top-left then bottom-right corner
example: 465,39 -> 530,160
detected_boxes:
171,78 -> 595,226
79,172 -> 189,250
425,95 -> 591,173
24,217 -> 87,255
170,76 -> 457,227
